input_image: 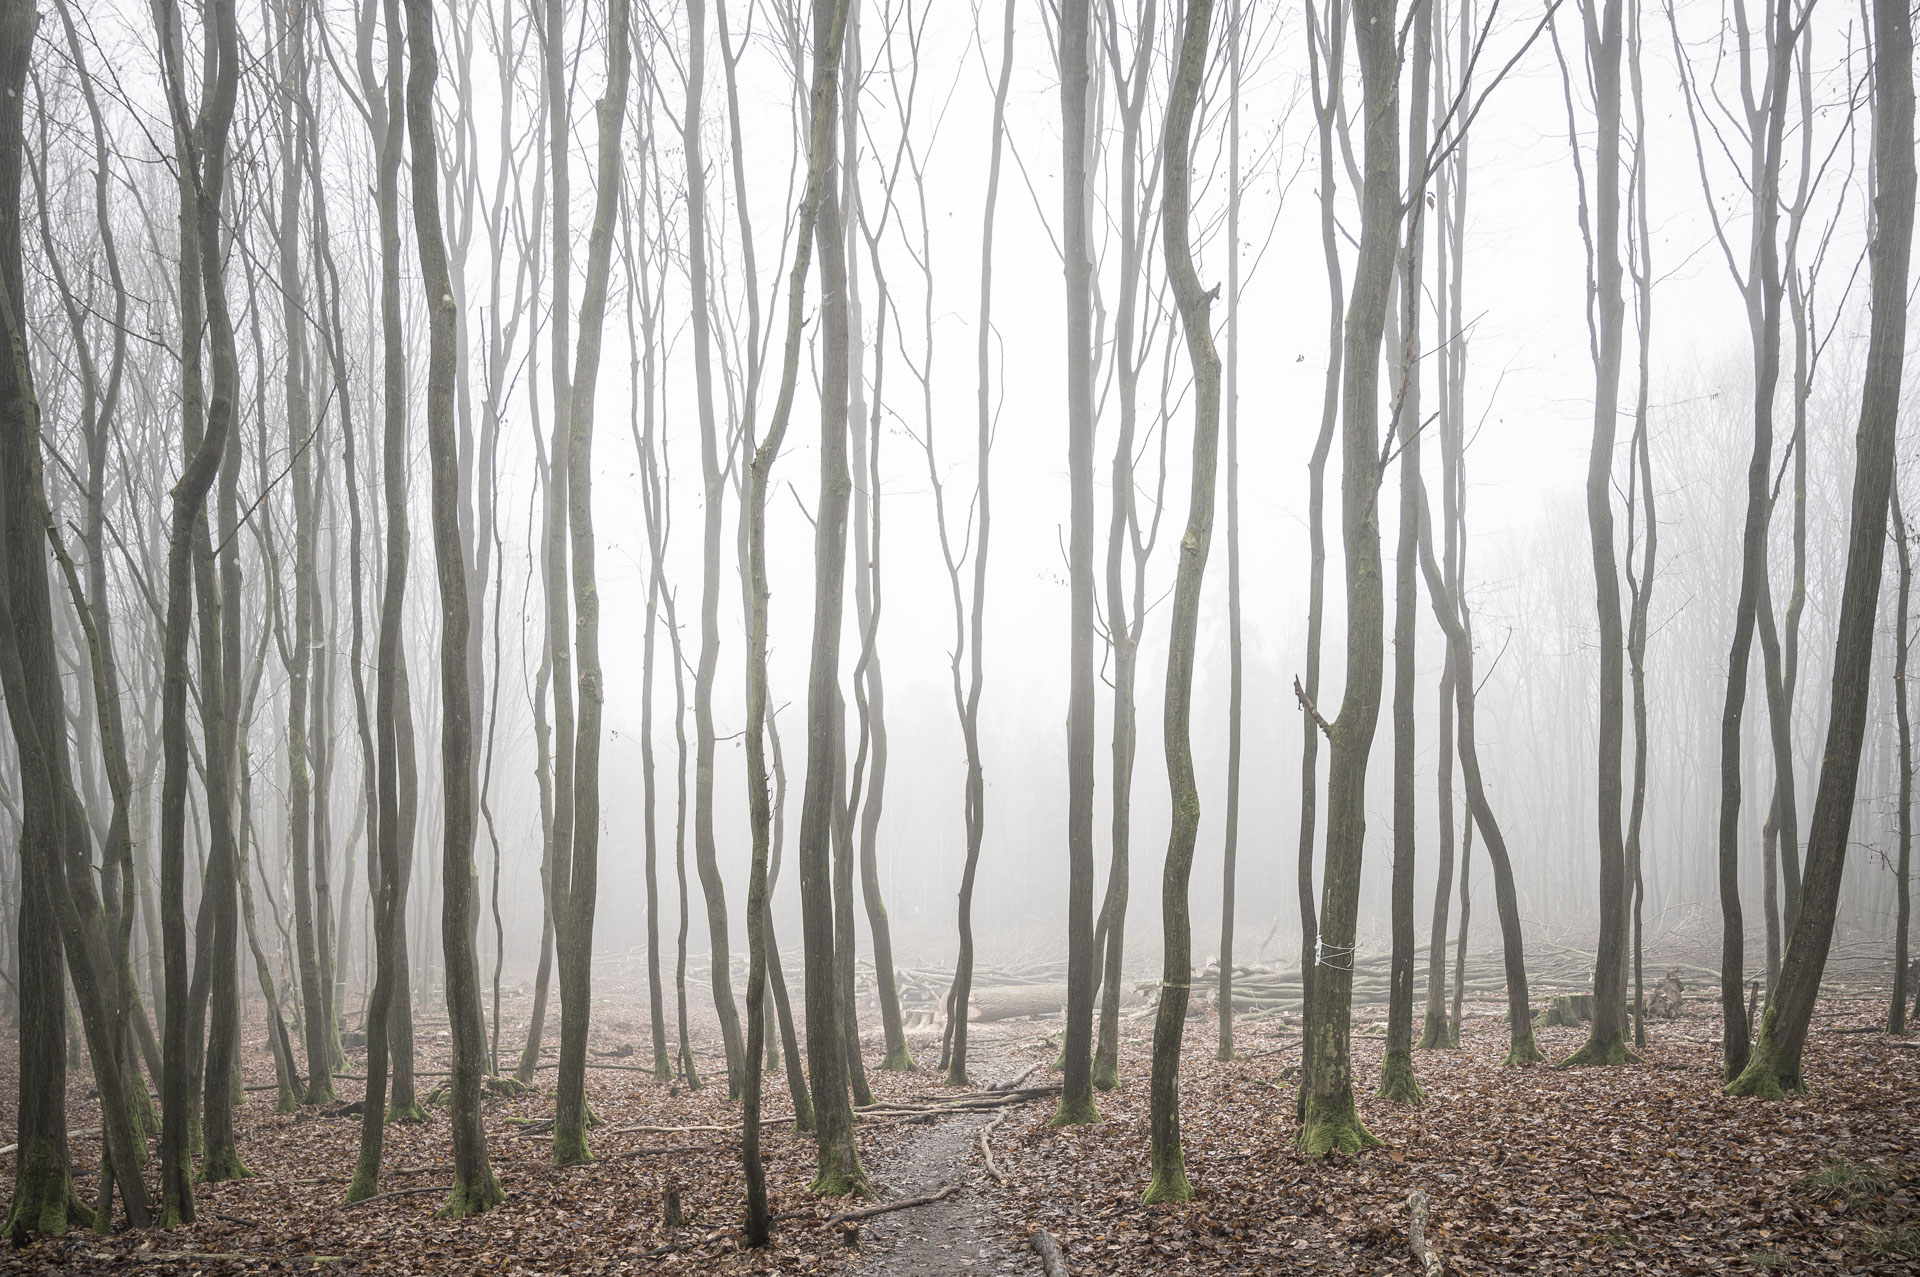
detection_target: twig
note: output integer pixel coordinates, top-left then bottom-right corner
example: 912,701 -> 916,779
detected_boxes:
343,1185 -> 450,1207
600,1144 -> 715,1161
211,1212 -> 263,1229
1293,676 -> 1333,738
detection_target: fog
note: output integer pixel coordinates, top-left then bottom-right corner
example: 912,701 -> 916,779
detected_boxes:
5,0 -> 1911,1091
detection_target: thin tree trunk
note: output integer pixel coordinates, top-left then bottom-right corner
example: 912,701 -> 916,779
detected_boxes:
682,0 -> 746,1098
741,15 -> 846,1218
797,0 -> 864,1196
1559,0 -> 1635,1070
0,0 -> 149,1228
1728,0 -> 1913,1096
1093,0 -> 1158,1093
936,0 -> 1012,1092
1057,0 -> 1100,1130
1298,0 -> 1346,1034
1298,0 -> 1396,1159
403,0 -> 503,1213
350,0 -> 419,1197
1143,0 -> 1219,1206
1217,0 -> 1243,1067
548,0 -> 632,1171
1890,486 -> 1911,1037
1624,0 -> 1657,1050
1381,0 -> 1432,1107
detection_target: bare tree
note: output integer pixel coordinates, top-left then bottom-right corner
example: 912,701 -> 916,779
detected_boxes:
1298,0 -> 1396,1158
1553,0 -> 1634,1070
932,0 -> 1014,1089
402,0 -> 505,1214
1057,0 -> 1101,1132
1889,483 -> 1911,1036
1143,0 -> 1219,1207
795,0 -> 864,1195
682,0 -> 747,1098
1659,0 -> 1804,1077
1382,0 -> 1433,1107
1728,0 -> 1913,1097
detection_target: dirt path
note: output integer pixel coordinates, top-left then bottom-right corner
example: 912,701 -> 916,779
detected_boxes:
847,1109 -> 1039,1277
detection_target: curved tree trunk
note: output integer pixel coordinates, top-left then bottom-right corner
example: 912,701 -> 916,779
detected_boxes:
1728,0 -> 1913,1096
403,0 -> 504,1213
1298,0 -> 1396,1160
682,0 -> 746,1099
1143,0 -> 1220,1206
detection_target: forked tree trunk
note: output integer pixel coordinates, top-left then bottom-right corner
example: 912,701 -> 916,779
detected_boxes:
1728,0 -> 1913,1096
1299,0 -> 1395,1160
1093,0 -> 1158,1093
741,8 -> 845,1221
0,0 -> 150,1233
1623,0 -> 1658,1049
403,0 -> 504,1214
549,0 -> 633,1171
1414,438 -> 1541,1067
351,0 -> 419,1197
797,0 -> 865,1196
682,0 -> 747,1098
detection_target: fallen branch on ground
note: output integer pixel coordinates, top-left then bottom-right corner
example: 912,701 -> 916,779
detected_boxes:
1032,1228 -> 1069,1276
826,1183 -> 957,1227
981,1113 -> 1008,1185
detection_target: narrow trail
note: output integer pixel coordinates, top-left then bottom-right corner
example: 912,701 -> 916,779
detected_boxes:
847,1108 -> 1040,1276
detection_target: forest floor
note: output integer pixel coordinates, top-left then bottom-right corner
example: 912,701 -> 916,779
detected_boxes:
0,974 -> 1916,1274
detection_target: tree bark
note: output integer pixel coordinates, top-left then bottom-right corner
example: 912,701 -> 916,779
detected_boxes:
1561,0 -> 1635,1070
1382,0 -> 1432,1107
1056,0 -> 1100,1132
797,0 -> 865,1196
403,0 -> 505,1214
1299,0 -> 1395,1159
682,0 -> 747,1098
1143,0 -> 1219,1206
1727,0 -> 1913,1096
1890,486 -> 1911,1037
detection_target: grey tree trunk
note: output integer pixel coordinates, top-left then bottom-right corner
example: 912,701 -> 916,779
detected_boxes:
403,0 -> 504,1213
549,0 -> 632,1170
1728,0 -> 1913,1096
1558,0 -> 1634,1070
1217,0 -> 1244,1067
682,0 -> 747,1098
1057,0 -> 1100,1132
935,0 -> 1013,1091
797,0 -> 865,1196
741,14 -> 845,1217
1382,0 -> 1432,1107
1298,0 -> 1347,1032
1889,486 -> 1911,1037
1093,0 -> 1158,1093
1298,0 -> 1395,1159
1143,0 -> 1219,1207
